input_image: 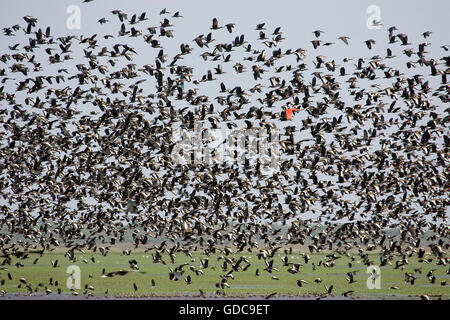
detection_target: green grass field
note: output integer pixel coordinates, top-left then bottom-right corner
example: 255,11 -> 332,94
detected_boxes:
1,246 -> 448,299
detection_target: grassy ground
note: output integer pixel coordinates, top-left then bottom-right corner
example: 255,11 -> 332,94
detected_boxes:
0,247 -> 448,299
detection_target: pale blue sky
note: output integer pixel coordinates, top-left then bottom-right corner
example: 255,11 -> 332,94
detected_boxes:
2,0 -> 449,59
1,0 -> 449,222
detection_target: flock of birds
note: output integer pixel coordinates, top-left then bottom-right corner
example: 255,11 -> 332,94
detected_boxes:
0,4 -> 449,299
